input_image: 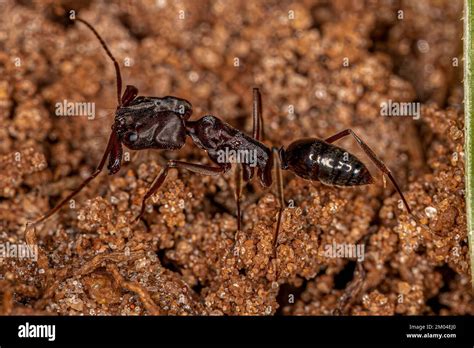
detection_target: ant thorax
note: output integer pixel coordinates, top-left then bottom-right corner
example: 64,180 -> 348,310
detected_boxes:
114,96 -> 192,151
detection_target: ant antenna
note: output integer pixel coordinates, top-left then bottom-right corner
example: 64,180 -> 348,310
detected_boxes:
75,17 -> 123,105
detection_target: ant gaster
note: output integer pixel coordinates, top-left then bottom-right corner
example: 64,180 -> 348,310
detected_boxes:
31,17 -> 415,251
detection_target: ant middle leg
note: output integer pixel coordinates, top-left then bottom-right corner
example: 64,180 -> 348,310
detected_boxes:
252,88 -> 265,142
234,164 -> 244,231
251,90 -> 285,254
233,88 -> 266,231
324,129 -> 412,215
271,147 -> 285,255
334,261 -> 366,315
135,160 -> 230,221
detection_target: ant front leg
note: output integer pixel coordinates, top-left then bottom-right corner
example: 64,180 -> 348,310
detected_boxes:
30,130 -> 121,226
135,160 -> 230,221
325,129 -> 412,215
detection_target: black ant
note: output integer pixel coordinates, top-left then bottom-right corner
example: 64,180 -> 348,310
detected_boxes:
31,17 -> 415,251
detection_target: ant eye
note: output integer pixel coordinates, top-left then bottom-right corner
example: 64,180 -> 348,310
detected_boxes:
127,132 -> 138,143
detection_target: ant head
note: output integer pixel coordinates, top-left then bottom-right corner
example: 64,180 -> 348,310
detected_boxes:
74,18 -> 193,162
114,96 -> 192,151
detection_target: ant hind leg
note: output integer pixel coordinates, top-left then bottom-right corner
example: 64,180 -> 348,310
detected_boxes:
325,129 -> 412,215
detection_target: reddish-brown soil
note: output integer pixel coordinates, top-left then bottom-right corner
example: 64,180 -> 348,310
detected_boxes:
0,0 -> 471,315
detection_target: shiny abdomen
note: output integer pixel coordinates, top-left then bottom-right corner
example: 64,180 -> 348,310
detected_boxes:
282,138 -> 373,186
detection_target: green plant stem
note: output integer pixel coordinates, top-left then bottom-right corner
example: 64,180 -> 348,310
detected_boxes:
464,0 -> 474,292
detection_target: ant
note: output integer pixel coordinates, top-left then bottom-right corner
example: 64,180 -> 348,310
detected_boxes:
31,17 -> 415,252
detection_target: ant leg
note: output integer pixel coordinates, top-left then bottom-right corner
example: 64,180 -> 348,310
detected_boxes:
107,132 -> 123,175
234,164 -> 243,231
325,129 -> 412,215
30,131 -> 117,226
135,160 -> 229,221
334,261 -> 366,315
232,88 -> 265,232
271,147 -> 285,254
252,88 -> 265,141
121,85 -> 138,106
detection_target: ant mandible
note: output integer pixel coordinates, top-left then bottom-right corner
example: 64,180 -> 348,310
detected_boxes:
31,17 -> 415,251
